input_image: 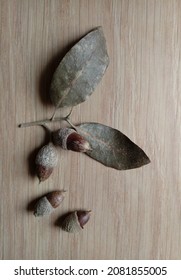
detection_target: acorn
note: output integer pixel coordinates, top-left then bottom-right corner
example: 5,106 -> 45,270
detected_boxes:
52,128 -> 91,152
34,191 -> 66,217
61,210 -> 91,233
35,143 -> 58,182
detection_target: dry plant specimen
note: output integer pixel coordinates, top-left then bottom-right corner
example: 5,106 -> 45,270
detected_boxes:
19,27 -> 150,232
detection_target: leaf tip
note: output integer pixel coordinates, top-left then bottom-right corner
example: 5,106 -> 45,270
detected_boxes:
141,152 -> 151,167
91,26 -> 103,32
145,155 -> 151,164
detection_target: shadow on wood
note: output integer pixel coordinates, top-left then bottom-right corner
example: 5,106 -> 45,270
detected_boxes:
27,196 -> 41,212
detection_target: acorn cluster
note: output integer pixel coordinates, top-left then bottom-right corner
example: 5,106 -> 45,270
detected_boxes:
18,27 -> 150,236
33,127 -> 91,232
35,128 -> 91,182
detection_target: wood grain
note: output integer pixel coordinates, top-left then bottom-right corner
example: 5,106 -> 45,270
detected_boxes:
0,0 -> 181,260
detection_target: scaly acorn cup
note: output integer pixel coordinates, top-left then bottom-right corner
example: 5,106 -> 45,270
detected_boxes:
52,128 -> 91,152
61,210 -> 91,233
34,191 -> 66,217
35,143 -> 58,182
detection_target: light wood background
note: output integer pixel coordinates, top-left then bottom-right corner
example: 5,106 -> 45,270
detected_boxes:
1,0 -> 181,260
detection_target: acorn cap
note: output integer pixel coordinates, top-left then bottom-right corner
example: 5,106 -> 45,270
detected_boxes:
52,128 -> 75,149
35,143 -> 58,182
61,210 -> 91,233
34,197 -> 54,217
35,143 -> 58,168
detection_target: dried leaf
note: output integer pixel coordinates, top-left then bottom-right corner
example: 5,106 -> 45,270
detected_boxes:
76,123 -> 150,170
50,27 -> 109,108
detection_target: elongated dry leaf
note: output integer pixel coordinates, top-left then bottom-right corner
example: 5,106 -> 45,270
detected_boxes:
76,123 -> 150,170
50,27 -> 109,108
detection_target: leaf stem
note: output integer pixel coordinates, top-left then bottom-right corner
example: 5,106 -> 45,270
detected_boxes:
65,118 -> 77,130
50,107 -> 58,121
66,107 -> 73,118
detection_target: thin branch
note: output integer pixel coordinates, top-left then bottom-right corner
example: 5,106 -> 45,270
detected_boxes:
18,117 -> 67,128
50,107 -> 58,121
66,107 -> 73,118
19,107 -> 75,128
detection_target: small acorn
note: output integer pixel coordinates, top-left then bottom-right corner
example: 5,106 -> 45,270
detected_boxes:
35,142 -> 58,182
34,191 -> 66,217
52,128 -> 91,152
61,210 -> 91,233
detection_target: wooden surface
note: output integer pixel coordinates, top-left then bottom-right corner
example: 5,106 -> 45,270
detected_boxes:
1,0 -> 181,260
